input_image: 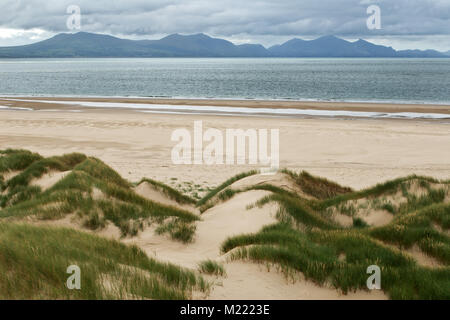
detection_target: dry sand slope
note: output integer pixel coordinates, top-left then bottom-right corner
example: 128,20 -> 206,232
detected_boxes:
123,189 -> 277,268
127,173 -> 387,299
2,101 -> 448,300
23,171 -> 388,299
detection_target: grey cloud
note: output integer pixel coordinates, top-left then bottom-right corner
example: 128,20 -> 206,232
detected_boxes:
0,0 -> 449,47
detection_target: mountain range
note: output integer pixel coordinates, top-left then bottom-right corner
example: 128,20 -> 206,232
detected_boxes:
0,32 -> 447,58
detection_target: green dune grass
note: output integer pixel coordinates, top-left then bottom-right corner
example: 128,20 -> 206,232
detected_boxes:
136,178 -> 197,205
0,222 -> 208,299
221,171 -> 450,299
1,149 -> 449,300
198,260 -> 226,276
0,150 -> 198,240
196,170 -> 258,209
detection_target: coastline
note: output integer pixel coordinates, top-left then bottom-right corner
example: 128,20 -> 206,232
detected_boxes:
1,106 -> 449,189
1,96 -> 450,120
1,95 -> 449,300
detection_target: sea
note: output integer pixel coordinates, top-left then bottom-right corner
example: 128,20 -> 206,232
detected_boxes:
0,58 -> 449,105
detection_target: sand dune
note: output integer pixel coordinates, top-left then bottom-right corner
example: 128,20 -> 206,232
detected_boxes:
134,181 -> 198,214
207,262 -> 387,300
30,170 -> 71,191
123,190 -> 278,269
229,172 -> 313,199
29,214 -> 122,240
1,99 -> 449,300
406,245 -> 445,269
125,181 -> 389,300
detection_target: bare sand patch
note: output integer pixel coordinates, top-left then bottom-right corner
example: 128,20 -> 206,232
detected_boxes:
331,206 -> 393,228
405,245 -> 445,268
328,178 -> 450,228
28,213 -> 122,240
123,190 -> 278,269
332,212 -> 354,227
2,170 -> 21,182
134,181 -> 198,214
91,187 -> 105,200
30,170 -> 71,191
1,170 -> 22,196
361,210 -> 394,227
432,223 -> 450,237
207,261 -> 388,300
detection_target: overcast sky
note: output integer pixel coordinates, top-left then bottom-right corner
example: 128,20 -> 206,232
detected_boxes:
0,0 -> 449,51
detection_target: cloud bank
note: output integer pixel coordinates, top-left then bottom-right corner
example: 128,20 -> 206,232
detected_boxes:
0,0 -> 449,50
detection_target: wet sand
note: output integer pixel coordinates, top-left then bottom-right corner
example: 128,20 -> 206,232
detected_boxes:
1,96 -> 450,115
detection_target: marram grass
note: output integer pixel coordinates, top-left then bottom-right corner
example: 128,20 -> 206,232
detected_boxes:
222,170 -> 450,300
1,150 -> 449,300
0,222 -> 208,299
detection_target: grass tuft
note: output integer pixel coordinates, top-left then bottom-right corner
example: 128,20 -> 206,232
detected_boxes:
198,260 -> 226,276
136,178 -> 196,205
196,170 -> 258,207
0,222 -> 208,299
155,218 -> 197,243
283,170 -> 353,199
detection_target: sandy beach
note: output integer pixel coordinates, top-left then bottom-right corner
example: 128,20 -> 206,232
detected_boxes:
1,0 -> 450,304
0,98 -> 450,188
1,97 -> 449,300
0,97 -> 449,189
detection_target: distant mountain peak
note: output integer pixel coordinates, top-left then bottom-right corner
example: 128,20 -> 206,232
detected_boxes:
163,33 -> 211,40
315,35 -> 348,42
72,31 -> 102,37
0,32 -> 445,58
193,33 -> 209,38
282,38 -> 306,44
318,35 -> 339,40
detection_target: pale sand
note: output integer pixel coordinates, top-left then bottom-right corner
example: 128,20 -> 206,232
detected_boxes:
1,100 -> 448,300
2,170 -> 21,181
405,245 -> 445,269
125,182 -> 386,299
207,262 -> 387,300
134,181 -> 198,214
333,209 -> 394,228
25,172 -> 388,299
0,107 -> 449,190
30,170 -> 71,191
122,190 -> 278,269
28,214 -> 122,240
362,209 -> 394,227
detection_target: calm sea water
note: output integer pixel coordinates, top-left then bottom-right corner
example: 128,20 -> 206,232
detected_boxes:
0,58 -> 449,104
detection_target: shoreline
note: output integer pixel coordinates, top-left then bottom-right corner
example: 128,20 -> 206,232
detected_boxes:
1,108 -> 449,190
2,94 -> 450,106
1,96 -> 450,120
